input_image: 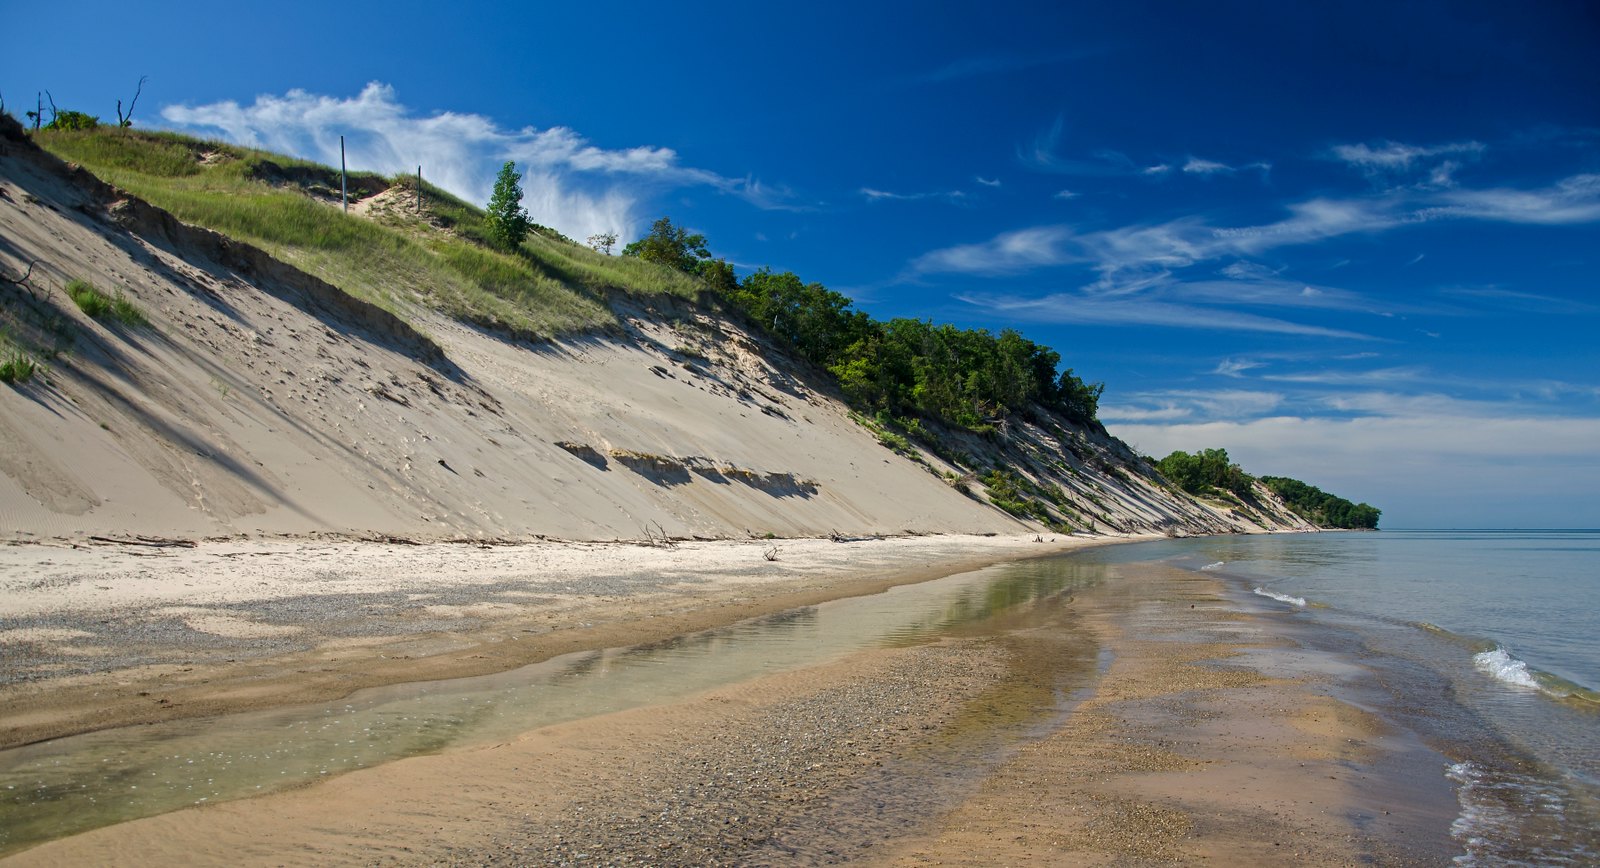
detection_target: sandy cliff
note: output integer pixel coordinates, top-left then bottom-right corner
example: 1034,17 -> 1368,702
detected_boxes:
0,118 -> 1310,542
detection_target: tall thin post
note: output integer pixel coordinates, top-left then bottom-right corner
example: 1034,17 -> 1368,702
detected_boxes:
416,165 -> 422,212
340,135 -> 348,213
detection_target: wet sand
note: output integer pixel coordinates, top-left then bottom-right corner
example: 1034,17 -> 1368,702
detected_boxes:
3,550 -> 1461,866
0,533 -> 1110,749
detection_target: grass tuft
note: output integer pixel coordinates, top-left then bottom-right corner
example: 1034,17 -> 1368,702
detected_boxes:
67,279 -> 147,326
0,351 -> 38,384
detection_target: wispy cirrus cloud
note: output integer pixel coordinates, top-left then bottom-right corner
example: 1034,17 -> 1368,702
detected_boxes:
1329,139 -> 1486,171
860,187 -> 969,204
1182,156 -> 1272,176
912,171 -> 1600,282
1181,157 -> 1231,175
1425,174 -> 1600,224
952,290 -> 1377,339
160,82 -> 796,241
911,225 -> 1082,274
1099,389 -> 1286,423
1437,286 -> 1600,314
908,166 -> 1599,337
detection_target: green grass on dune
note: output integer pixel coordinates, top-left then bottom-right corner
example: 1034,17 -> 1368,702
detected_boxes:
37,128 -> 701,340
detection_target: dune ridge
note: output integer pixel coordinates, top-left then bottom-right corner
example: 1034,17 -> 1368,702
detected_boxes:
0,116 -> 1312,544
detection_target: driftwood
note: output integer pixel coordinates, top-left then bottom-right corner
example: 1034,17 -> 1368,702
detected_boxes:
641,521 -> 678,549
87,535 -> 198,549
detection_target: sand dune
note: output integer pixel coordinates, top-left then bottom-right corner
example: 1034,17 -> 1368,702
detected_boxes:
0,119 -> 1310,544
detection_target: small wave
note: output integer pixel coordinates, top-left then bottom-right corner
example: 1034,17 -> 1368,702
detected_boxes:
1200,561 -> 1225,571
1445,761 -> 1595,865
1252,587 -> 1306,607
1473,648 -> 1541,690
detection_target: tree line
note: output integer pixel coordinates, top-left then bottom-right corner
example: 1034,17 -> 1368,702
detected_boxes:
1259,475 -> 1381,529
622,217 -> 1103,430
1154,447 -> 1381,529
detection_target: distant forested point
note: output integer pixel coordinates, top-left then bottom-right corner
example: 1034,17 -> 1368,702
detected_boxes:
1259,476 -> 1381,530
1151,448 -> 1380,530
625,217 -> 1104,431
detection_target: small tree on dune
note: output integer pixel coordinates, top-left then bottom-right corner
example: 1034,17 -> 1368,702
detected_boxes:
485,161 -> 531,250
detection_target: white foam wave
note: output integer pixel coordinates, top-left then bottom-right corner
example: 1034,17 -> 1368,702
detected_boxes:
1445,760 -> 1585,865
1252,587 -> 1306,607
1200,561 -> 1225,571
1472,647 -> 1541,690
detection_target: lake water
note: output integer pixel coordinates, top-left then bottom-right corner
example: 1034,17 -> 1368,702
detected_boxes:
1081,529 -> 1600,866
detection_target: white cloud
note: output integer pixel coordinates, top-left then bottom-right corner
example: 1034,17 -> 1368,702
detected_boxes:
1426,174 -> 1600,224
1214,358 -> 1268,377
160,82 -> 789,242
1426,161 -> 1460,188
860,187 -> 967,203
1330,140 -> 1486,171
954,291 -> 1375,338
1054,189 -> 1080,200
1182,156 -> 1271,176
1142,163 -> 1173,175
1099,389 -> 1285,423
912,167 -> 1600,286
1182,157 -> 1232,175
910,225 -> 1081,274
975,176 -> 1002,187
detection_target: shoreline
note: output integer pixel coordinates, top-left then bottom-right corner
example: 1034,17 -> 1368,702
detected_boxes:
1,543 -> 1461,865
0,531 -> 1145,749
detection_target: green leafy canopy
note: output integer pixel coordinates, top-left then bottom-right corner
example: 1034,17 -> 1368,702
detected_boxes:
484,161 -> 531,250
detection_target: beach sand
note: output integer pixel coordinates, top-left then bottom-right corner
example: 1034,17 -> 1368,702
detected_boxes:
0,533 -> 1113,749
2,539 -> 1459,865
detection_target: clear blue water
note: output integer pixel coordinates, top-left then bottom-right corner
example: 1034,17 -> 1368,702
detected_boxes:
1196,530 -> 1598,694
1074,530 -> 1600,865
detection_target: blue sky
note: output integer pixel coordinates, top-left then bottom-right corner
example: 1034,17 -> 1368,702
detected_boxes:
6,0 -> 1598,527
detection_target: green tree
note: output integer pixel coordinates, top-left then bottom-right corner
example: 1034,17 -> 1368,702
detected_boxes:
44,110 -> 99,131
700,257 -> 739,296
484,161 -> 531,250
622,217 -> 710,273
1155,448 -> 1252,497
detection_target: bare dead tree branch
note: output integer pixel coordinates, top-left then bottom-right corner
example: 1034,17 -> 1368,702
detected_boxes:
117,75 -> 148,128
45,91 -> 57,124
640,521 -> 679,549
1,259 -> 43,299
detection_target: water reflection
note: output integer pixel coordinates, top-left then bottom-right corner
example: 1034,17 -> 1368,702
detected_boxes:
0,553 -> 1110,855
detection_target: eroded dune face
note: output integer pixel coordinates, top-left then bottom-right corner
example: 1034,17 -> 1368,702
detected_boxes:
0,120 -> 1300,542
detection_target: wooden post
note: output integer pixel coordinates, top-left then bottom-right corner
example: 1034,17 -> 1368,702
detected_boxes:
340,135 -> 348,213
416,165 -> 422,212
